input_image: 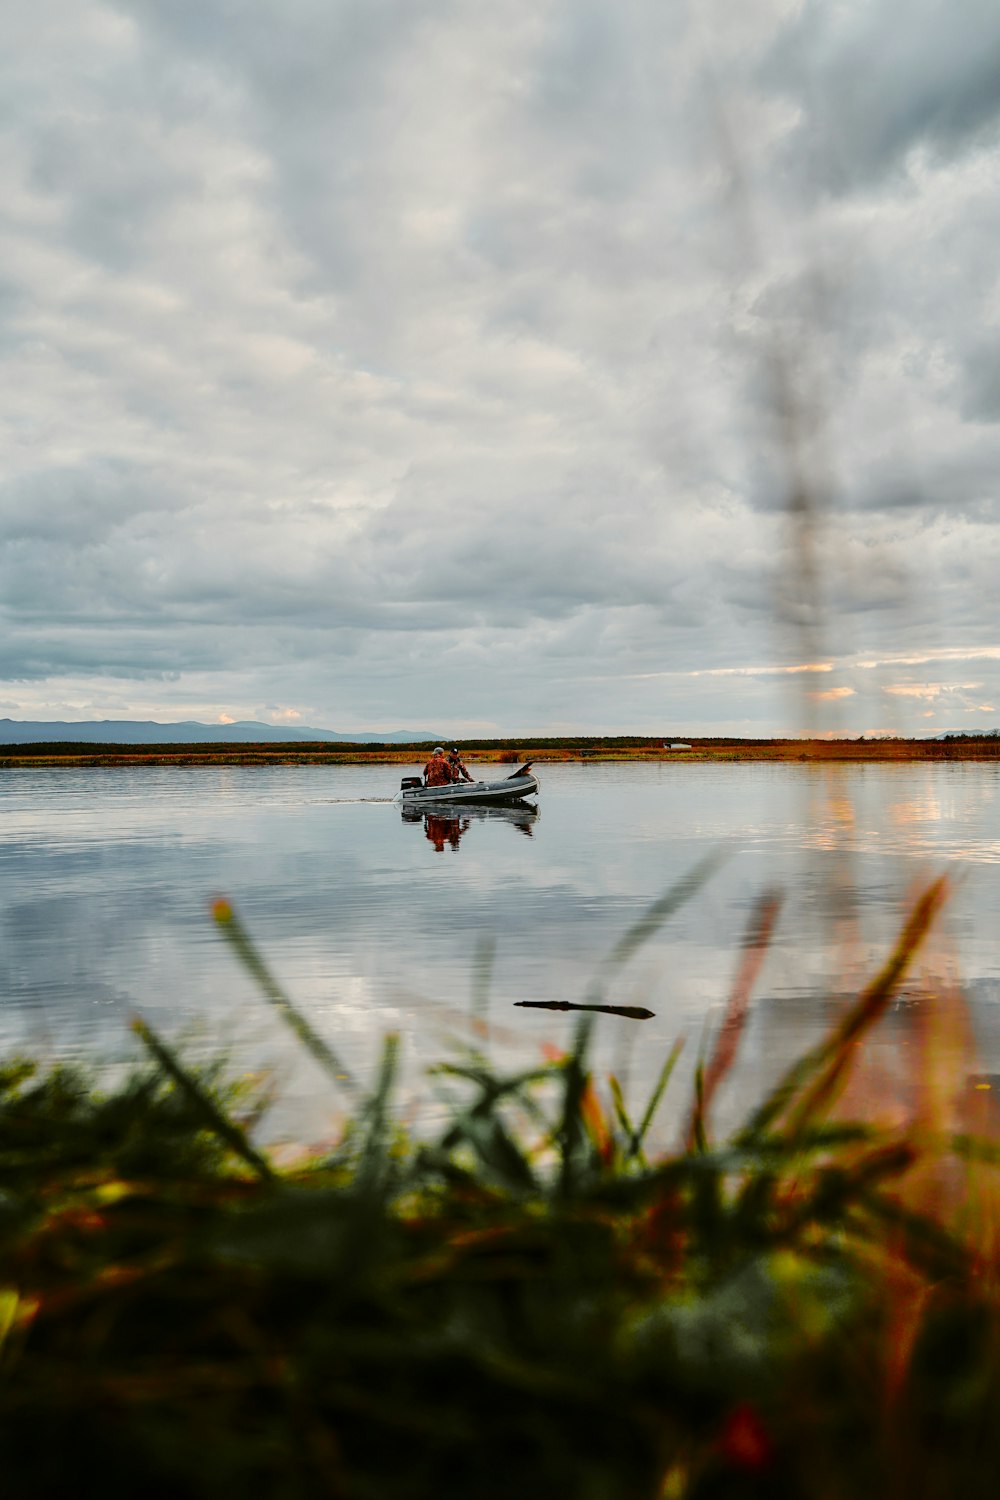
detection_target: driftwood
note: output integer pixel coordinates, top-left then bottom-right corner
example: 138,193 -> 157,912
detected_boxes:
514,1000 -> 654,1021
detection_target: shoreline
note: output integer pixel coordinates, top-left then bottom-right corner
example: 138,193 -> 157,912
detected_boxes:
2,737 -> 999,768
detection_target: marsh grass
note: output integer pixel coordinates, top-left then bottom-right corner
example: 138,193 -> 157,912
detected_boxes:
2,873 -> 1000,1498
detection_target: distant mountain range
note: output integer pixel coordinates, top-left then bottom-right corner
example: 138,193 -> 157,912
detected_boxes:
0,719 -> 438,745
930,728 -> 1000,740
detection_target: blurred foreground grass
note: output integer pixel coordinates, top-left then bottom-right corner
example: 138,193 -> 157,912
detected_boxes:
3,875 -> 1000,1498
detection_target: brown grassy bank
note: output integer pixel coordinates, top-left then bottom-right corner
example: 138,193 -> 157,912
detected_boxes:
1,735 -> 998,769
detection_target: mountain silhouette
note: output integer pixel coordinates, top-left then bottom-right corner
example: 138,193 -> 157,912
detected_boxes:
0,719 -> 437,745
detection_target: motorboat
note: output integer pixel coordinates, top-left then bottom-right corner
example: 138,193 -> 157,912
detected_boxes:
393,762 -> 539,807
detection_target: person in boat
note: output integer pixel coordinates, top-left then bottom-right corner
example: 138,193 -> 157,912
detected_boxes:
447,746 -> 474,783
423,746 -> 455,788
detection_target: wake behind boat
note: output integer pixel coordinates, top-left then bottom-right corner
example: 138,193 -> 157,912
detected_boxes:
393,761 -> 539,807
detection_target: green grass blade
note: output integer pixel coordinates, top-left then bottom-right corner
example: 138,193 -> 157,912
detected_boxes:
949,1133 -> 1000,1167
470,934 -> 496,1050
350,1033 -> 403,1191
361,1032 -> 400,1141
688,890 -> 780,1151
213,898 -> 360,1100
784,876 -> 948,1135
131,1016 -> 274,1182
583,850 -> 726,1005
690,1064 -> 708,1155
608,1074 -> 637,1151
448,1110 -> 539,1195
739,877 -> 948,1142
633,1038 -> 684,1158
555,1013 -> 595,1196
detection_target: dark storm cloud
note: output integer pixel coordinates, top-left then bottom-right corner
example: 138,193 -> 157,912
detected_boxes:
959,343 -> 1000,425
762,0 -> 1000,190
112,0 -> 456,306
29,116 -> 196,272
0,460 -> 184,546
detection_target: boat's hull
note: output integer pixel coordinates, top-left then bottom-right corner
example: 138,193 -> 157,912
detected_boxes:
396,773 -> 538,807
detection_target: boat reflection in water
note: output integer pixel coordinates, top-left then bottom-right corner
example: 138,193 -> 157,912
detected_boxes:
400,800 -> 538,852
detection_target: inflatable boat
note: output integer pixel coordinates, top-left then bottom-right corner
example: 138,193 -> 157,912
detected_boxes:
393,762 -> 538,807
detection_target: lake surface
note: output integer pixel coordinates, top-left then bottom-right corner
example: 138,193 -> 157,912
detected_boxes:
2,760 -> 999,1141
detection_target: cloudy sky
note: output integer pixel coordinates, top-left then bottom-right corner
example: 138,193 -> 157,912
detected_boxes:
2,0 -> 999,736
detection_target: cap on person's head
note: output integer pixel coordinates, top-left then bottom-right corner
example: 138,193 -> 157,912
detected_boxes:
451,747 -> 460,754
434,746 -> 444,755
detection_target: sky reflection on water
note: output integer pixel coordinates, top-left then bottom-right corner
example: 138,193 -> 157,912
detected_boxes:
1,760 -> 998,1141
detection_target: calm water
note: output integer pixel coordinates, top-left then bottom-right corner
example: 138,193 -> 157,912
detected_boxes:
2,760 -> 999,1139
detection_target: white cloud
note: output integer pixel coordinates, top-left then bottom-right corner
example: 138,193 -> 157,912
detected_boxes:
1,0 -> 999,732
883,682 -> 982,699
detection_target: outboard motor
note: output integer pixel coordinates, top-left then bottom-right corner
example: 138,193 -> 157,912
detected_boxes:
400,776 -> 423,791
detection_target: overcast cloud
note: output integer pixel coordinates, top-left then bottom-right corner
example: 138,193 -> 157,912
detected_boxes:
1,0 -> 998,736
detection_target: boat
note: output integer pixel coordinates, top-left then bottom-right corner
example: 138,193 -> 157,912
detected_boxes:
393,762 -> 539,807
